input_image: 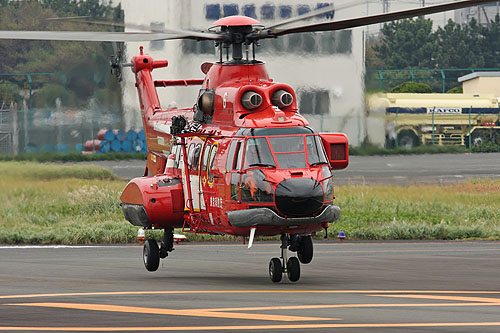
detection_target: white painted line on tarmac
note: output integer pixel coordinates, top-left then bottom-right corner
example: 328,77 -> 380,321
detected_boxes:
0,245 -> 132,249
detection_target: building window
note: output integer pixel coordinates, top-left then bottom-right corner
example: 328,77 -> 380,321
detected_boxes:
279,5 -> 292,19
243,4 -> 257,18
149,22 -> 165,51
223,4 -> 238,17
206,4 -> 221,20
259,31 -> 351,55
297,4 -> 311,16
261,4 -> 275,20
298,89 -> 330,115
316,3 -> 334,19
182,40 -> 215,55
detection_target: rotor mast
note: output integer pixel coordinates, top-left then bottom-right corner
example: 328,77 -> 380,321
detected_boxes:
213,16 -> 262,63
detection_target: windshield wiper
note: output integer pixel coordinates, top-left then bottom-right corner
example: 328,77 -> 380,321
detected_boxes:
310,161 -> 328,166
249,163 -> 276,168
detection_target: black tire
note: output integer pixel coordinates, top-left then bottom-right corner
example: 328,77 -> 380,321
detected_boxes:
297,235 -> 313,264
143,239 -> 160,272
397,130 -> 419,149
287,257 -> 300,282
269,257 -> 282,283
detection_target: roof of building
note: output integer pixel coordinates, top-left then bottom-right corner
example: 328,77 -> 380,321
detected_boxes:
458,72 -> 500,83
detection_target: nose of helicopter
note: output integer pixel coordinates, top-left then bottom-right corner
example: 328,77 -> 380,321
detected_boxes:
275,178 -> 324,217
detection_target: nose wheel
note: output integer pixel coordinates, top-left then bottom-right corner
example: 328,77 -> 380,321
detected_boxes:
269,234 -> 301,283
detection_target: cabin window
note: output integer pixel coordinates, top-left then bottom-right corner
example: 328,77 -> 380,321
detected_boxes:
172,144 -> 181,168
187,143 -> 195,169
202,143 -> 212,171
208,144 -> 218,182
230,173 -> 240,201
192,144 -> 202,171
226,141 -> 237,172
243,138 -> 275,169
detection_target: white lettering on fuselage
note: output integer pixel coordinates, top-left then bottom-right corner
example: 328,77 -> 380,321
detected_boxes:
210,196 -> 223,209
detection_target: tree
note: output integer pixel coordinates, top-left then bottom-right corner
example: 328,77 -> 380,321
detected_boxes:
391,82 -> 432,93
434,18 -> 485,69
374,17 -> 435,69
480,14 -> 500,68
0,1 -> 123,106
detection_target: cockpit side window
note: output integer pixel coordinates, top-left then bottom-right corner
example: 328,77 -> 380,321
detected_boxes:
306,135 -> 328,166
243,138 -> 276,169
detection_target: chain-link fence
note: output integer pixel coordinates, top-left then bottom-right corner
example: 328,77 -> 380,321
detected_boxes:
0,101 -> 135,154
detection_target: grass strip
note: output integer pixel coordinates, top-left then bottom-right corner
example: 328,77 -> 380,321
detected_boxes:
0,152 -> 147,162
1,162 -> 499,244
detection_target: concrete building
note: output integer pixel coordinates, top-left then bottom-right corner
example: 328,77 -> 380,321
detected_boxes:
119,0 -> 367,146
458,72 -> 500,97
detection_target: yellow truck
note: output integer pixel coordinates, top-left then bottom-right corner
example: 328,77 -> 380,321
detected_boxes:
367,93 -> 500,148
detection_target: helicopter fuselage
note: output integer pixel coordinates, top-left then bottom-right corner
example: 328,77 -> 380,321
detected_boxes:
120,47 -> 348,238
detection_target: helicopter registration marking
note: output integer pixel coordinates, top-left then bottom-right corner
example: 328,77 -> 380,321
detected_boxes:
210,197 -> 223,209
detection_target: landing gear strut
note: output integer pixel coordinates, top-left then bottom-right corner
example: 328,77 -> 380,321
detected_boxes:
143,228 -> 175,272
269,234 -> 306,283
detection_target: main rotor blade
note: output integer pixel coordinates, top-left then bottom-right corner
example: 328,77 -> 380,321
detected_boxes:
0,30 -> 189,42
272,0 -> 498,35
267,0 -> 365,30
46,17 -> 222,41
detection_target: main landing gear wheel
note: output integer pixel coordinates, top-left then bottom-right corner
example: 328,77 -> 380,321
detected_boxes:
297,235 -> 313,264
268,234 -> 302,283
269,257 -> 283,283
287,257 -> 300,282
143,239 -> 160,272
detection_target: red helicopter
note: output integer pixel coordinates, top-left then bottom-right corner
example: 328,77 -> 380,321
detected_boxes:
0,0 -> 495,282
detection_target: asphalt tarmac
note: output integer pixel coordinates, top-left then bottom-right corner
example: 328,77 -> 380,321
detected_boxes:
75,152 -> 500,185
1,241 -> 500,332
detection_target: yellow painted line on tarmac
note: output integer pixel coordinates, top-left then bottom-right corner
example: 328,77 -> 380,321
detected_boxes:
193,302 -> 500,312
2,322 -> 500,331
2,290 -> 500,300
370,294 -> 500,303
6,303 -> 337,322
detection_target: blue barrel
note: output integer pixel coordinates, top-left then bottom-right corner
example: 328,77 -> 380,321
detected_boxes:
24,145 -> 38,153
126,129 -> 138,141
41,144 -> 55,152
100,140 -> 110,153
110,139 -> 122,152
57,143 -> 70,153
75,143 -> 84,152
137,129 -> 146,141
115,129 -> 126,141
134,139 -> 145,152
122,139 -> 132,152
104,130 -> 116,141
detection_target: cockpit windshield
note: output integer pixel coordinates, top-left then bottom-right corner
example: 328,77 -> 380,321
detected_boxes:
243,137 -> 276,169
242,127 -> 328,170
268,136 -> 306,169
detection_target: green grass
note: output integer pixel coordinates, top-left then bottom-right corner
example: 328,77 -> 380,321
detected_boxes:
0,152 -> 147,162
1,161 -> 500,244
329,179 -> 500,240
349,144 -> 470,156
